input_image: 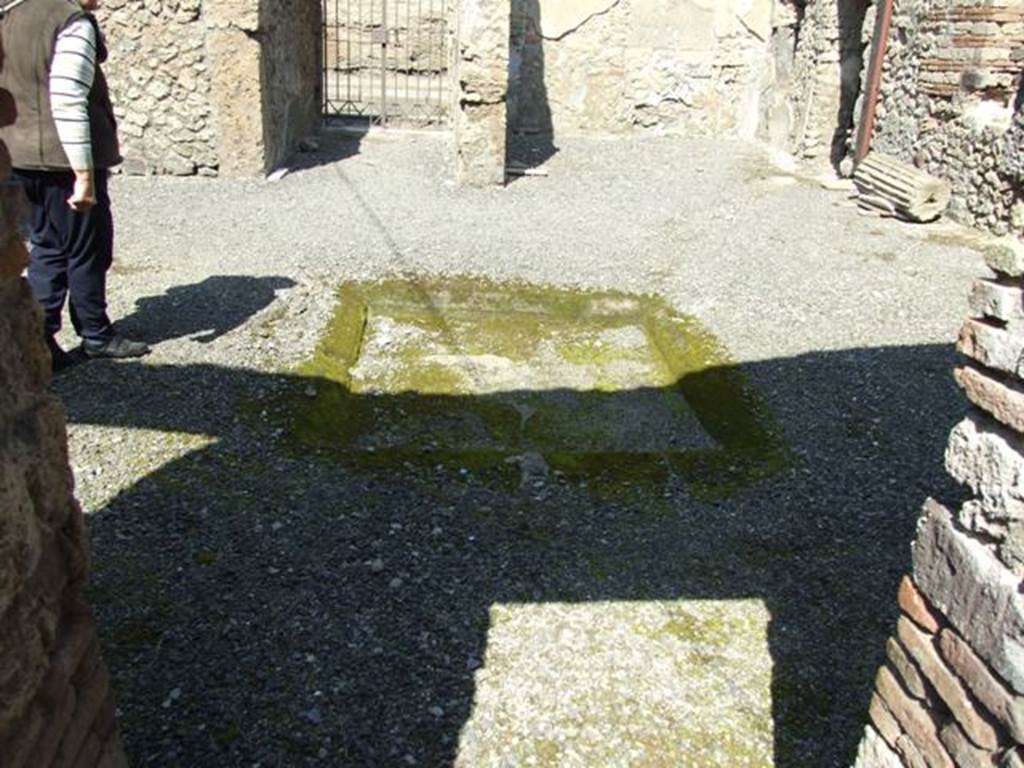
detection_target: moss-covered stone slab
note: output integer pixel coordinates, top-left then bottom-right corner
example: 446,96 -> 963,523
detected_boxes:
274,278 -> 785,497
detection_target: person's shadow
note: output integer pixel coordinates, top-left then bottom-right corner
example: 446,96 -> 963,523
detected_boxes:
114,275 -> 295,345
59,335 -> 963,767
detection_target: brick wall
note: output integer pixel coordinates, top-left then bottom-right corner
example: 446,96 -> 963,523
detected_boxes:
870,0 -> 1024,236
851,248 -> 1024,767
0,77 -> 128,768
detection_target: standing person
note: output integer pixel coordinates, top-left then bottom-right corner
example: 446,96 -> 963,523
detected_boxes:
0,0 -> 149,371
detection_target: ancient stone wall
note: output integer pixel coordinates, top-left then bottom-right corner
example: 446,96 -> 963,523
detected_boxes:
507,0 -> 773,140
757,0 -> 803,150
779,0 -> 871,167
0,87 -> 128,768
98,0 -> 218,176
851,245 -> 1024,766
98,0 -> 321,176
869,0 -> 1024,235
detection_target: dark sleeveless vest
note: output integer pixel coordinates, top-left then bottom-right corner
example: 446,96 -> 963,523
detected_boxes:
0,0 -> 121,170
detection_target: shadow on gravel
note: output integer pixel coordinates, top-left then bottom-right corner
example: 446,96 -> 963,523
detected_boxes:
60,342 -> 963,767
285,126 -> 366,176
116,275 -> 296,345
506,0 -> 558,176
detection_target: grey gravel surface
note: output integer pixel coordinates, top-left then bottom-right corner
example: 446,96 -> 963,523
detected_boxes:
53,131 -> 983,767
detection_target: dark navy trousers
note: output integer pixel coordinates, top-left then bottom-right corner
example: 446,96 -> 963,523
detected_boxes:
16,169 -> 114,342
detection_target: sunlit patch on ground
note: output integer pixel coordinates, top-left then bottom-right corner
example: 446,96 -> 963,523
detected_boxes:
458,600 -> 773,768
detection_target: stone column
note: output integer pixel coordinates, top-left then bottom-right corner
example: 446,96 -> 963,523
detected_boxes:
0,90 -> 128,767
851,242 -> 1024,767
204,0 -> 321,176
204,0 -> 268,176
454,0 -> 510,186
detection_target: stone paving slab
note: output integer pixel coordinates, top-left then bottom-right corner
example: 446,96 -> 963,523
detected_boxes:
458,600 -> 773,768
278,278 -> 785,497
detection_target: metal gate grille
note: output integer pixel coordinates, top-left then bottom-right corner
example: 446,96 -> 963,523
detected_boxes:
322,0 -> 451,126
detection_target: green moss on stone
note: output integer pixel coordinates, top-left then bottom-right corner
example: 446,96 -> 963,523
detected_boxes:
253,277 -> 786,499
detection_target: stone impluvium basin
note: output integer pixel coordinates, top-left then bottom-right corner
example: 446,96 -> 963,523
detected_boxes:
274,278 -> 784,497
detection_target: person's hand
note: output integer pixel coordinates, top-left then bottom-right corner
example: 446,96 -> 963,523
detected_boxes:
68,169 -> 95,211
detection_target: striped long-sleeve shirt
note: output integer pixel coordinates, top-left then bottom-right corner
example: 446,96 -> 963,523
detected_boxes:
49,17 -> 96,170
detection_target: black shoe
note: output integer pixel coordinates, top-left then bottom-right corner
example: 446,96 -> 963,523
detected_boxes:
46,337 -> 78,373
82,334 -> 151,359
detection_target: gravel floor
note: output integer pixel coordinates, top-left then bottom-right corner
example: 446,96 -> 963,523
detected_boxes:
53,131 -> 983,767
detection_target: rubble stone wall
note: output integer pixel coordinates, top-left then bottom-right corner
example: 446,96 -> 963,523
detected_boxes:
0,93 -> 128,768
99,0 -> 217,176
851,246 -> 1024,766
869,0 -> 1024,236
786,0 -> 871,167
98,0 -> 321,176
507,0 -> 774,140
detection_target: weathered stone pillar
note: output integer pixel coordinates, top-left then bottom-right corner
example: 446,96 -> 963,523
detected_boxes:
205,0 -> 321,176
454,0 -> 510,186
0,90 -> 128,767
852,243 -> 1024,766
204,0 -> 267,176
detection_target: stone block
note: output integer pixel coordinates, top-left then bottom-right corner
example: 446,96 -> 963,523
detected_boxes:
853,725 -> 905,768
0,281 -> 50,405
898,616 -> 1001,749
939,720 -> 999,767
70,732 -> 102,768
21,399 -> 77,529
875,665 -> 954,768
898,734 -> 931,768
889,636 -> 930,699
899,575 -> 944,634
870,690 -> 903,747
0,593 -> 60,739
60,501 -> 90,595
913,500 -> 1024,695
455,102 -> 507,187
95,736 -> 129,768
969,279 -> 1024,323
940,628 -> 1024,743
26,686 -> 76,768
956,365 -> 1024,435
945,415 -> 1024,523
0,704 -> 43,768
72,637 -> 101,690
92,693 -> 118,742
984,237 -> 1024,279
0,471 -> 46,619
39,611 -> 96,705
0,227 -> 28,281
1004,746 -> 1024,768
958,318 -> 1024,378
55,662 -> 109,768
